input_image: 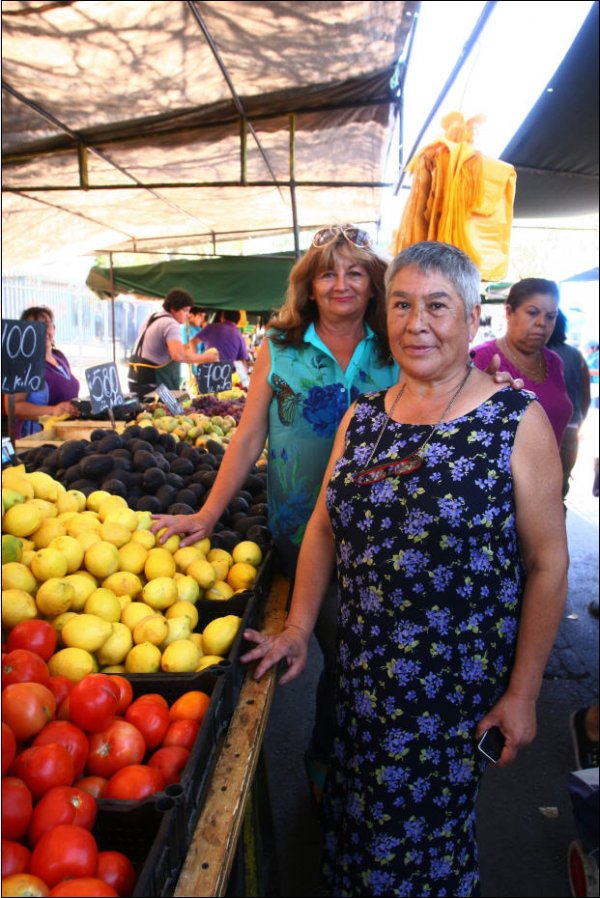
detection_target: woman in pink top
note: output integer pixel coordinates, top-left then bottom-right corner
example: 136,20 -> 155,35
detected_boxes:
471,278 -> 572,446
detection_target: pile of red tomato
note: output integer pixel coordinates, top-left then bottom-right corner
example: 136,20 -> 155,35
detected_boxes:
2,620 -> 211,898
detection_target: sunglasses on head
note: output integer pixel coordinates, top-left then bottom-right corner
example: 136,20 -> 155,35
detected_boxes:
312,225 -> 373,249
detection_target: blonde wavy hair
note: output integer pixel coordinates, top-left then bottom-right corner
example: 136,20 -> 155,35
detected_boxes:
268,229 -> 390,363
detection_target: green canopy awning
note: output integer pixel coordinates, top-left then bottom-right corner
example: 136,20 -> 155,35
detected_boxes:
86,254 -> 297,313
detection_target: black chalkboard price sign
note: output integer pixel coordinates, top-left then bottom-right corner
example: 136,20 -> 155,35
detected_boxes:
196,361 -> 233,394
1,319 -> 46,394
85,362 -> 124,414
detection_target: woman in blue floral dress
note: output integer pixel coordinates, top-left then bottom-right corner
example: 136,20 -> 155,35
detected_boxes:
244,242 -> 568,896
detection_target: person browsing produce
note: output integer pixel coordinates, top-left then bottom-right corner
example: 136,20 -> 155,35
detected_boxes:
242,242 -> 568,897
2,306 -> 79,439
128,289 -> 219,396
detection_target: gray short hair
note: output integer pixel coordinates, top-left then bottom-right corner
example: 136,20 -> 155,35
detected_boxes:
385,242 -> 481,315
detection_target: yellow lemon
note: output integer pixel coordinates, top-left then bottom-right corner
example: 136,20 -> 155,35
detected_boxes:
118,541 -> 148,575
121,601 -> 157,630
3,503 -> 43,537
64,574 -> 97,611
142,577 -> 178,611
66,514 -> 101,538
1,588 -> 38,629
101,665 -> 126,673
191,537 -> 211,555
57,511 -> 79,525
103,508 -> 139,532
98,521 -> 131,548
154,528 -> 180,554
2,561 -> 37,594
202,615 -> 242,656
61,613 -> 113,652
52,611 -> 78,646
35,577 -> 75,616
144,547 -> 176,580
102,570 -> 143,598
84,588 -> 121,622
207,548 -> 233,569
165,599 -> 199,630
133,614 -> 169,646
2,488 -> 26,512
195,654 -> 225,672
125,642 -> 161,674
187,559 -> 216,590
175,575 -> 201,604
84,541 -> 120,579
96,622 -> 133,666
226,562 -> 257,591
48,646 -> 97,681
27,498 -> 58,520
204,580 -> 235,601
161,639 -> 200,673
48,535 -> 85,573
231,541 -> 263,567
1,534 -> 23,564
27,471 -> 59,501
209,559 -> 229,581
66,490 -> 87,512
30,547 -> 69,581
21,549 -> 36,566
161,616 -> 192,647
117,594 -> 132,614
188,632 -> 203,654
173,546 -> 204,573
2,470 -> 34,499
55,492 -> 82,515
135,510 -> 153,531
130,529 -> 156,550
86,490 -> 112,513
97,495 -> 128,521
75,530 -> 101,552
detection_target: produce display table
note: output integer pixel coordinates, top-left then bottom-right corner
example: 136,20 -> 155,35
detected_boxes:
174,573 -> 291,897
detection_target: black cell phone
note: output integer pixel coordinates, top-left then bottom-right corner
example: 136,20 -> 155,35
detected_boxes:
477,727 -> 506,764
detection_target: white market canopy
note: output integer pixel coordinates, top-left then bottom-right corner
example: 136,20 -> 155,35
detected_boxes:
2,0 -> 418,265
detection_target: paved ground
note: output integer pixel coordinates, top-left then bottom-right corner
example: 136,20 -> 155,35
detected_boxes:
262,411 -> 599,897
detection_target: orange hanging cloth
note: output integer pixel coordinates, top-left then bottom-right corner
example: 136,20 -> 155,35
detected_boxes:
392,112 -> 516,281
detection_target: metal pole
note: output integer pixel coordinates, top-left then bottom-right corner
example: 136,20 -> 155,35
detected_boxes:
289,114 -> 301,258
108,252 -> 117,364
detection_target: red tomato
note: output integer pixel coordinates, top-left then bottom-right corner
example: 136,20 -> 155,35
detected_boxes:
2,838 -> 32,877
48,878 -> 118,897
74,775 -> 108,799
148,745 -> 190,785
57,695 -> 71,721
1,777 -> 33,840
32,721 -> 90,779
169,690 -> 210,724
125,699 -> 170,751
86,720 -> 146,778
12,743 -> 75,800
106,676 -> 133,714
46,676 -> 73,707
96,851 -> 137,897
0,873 -> 50,897
2,649 -> 50,688
68,674 -> 119,733
2,720 -> 17,774
162,718 -> 200,751
104,764 -> 166,801
133,692 -> 168,708
28,786 -> 97,847
7,622 -> 57,662
2,683 -> 56,742
30,824 -> 98,888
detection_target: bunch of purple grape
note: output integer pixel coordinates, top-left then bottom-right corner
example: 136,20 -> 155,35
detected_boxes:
190,395 -> 246,423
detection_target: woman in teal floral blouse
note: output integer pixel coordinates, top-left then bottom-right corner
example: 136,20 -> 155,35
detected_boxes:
243,242 -> 568,896
153,225 -> 398,770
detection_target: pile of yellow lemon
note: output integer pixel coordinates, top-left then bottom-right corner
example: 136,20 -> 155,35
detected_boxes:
2,466 -> 264,680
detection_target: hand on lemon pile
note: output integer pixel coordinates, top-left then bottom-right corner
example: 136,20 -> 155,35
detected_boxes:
241,623 -> 310,684
151,510 -> 215,546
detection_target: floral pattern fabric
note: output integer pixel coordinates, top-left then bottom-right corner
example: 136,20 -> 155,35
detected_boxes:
321,387 -> 534,897
266,325 -> 398,575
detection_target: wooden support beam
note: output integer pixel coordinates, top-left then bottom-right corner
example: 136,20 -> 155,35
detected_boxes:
174,574 -> 291,897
